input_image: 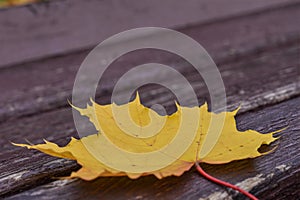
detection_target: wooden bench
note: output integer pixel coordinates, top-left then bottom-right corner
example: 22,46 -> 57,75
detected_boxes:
0,0 -> 299,199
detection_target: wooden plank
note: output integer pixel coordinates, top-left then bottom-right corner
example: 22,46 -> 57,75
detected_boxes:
0,3 -> 300,122
0,40 -> 299,197
0,0 -> 299,67
4,96 -> 300,200
1,41 -> 299,151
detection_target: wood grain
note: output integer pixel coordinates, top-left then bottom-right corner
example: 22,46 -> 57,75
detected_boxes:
4,96 -> 300,200
0,3 -> 300,123
0,40 -> 299,198
0,2 -> 299,199
1,40 -> 299,152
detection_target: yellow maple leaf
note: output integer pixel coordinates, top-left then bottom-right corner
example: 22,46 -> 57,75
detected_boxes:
13,93 -> 278,180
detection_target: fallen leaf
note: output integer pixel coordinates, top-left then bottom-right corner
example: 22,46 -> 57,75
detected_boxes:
13,94 -> 278,180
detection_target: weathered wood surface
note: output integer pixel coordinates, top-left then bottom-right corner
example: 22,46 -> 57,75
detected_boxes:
5,97 -> 300,200
0,0 -> 299,67
1,39 -> 299,150
0,2 -> 300,123
0,1 -> 299,200
0,37 -> 299,198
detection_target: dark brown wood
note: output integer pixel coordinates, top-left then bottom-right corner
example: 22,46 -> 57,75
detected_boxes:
0,40 -> 299,151
4,97 -> 300,200
0,0 -> 299,67
0,37 -> 299,198
0,3 -> 300,123
0,1 -> 299,199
